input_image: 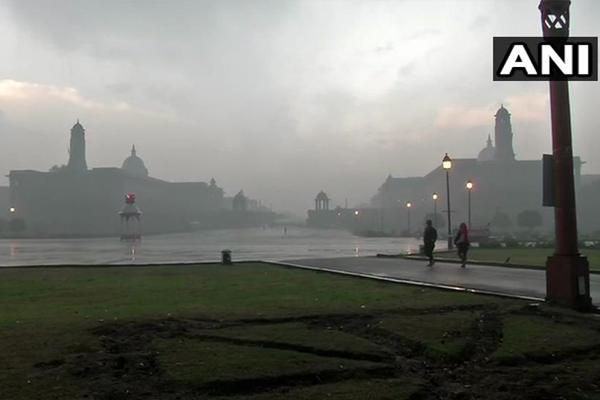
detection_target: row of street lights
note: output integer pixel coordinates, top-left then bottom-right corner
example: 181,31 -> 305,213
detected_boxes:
403,154 -> 473,249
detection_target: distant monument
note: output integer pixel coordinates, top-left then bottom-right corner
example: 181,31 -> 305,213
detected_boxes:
122,145 -> 149,178
67,120 -> 88,172
315,190 -> 330,211
119,193 -> 142,241
233,190 -> 247,212
7,120 -> 274,236
307,190 -> 348,228
477,135 -> 495,162
494,105 -> 515,162
367,105 -> 589,234
8,121 -> 230,236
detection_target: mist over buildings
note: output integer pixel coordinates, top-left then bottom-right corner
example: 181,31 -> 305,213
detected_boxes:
0,0 -> 599,215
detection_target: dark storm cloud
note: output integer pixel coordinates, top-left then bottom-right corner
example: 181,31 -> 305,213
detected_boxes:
7,0 -> 293,56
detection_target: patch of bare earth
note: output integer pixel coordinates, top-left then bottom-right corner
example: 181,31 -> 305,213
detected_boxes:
35,303 -> 598,399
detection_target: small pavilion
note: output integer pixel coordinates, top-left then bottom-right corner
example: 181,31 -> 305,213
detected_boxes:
119,193 -> 142,241
315,190 -> 330,211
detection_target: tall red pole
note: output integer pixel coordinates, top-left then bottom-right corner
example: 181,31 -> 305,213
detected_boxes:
540,0 -> 592,310
549,78 -> 578,255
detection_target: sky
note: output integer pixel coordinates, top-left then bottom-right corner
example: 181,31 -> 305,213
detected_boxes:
0,0 -> 598,215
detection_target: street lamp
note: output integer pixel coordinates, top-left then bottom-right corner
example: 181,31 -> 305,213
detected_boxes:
442,153 -> 453,249
9,207 -> 15,214
406,202 -> 412,235
466,179 -> 473,228
432,193 -> 438,228
539,0 -> 591,310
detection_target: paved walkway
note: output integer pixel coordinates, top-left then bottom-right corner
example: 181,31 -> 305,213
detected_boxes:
281,256 -> 599,306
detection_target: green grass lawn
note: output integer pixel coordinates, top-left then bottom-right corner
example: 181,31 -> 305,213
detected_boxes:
0,263 -> 599,400
443,247 -> 600,271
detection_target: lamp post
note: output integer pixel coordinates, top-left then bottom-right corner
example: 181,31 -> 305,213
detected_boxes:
432,193 -> 438,228
406,202 -> 412,235
442,153 -> 453,249
539,0 -> 591,310
466,180 -> 473,229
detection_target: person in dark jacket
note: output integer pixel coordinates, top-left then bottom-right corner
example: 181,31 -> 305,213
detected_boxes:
454,222 -> 470,268
423,220 -> 437,267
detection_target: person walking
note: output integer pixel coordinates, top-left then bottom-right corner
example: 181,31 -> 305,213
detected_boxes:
454,222 -> 470,268
423,220 -> 437,267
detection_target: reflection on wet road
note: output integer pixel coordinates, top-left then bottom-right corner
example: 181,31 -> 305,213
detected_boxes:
0,228 -> 421,266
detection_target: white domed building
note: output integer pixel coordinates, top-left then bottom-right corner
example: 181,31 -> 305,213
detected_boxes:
122,145 -> 149,178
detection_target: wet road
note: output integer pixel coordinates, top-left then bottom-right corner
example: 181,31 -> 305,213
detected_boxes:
0,228 -> 421,266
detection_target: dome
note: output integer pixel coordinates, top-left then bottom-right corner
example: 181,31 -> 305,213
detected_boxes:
72,119 -> 84,131
495,104 -> 510,118
315,190 -> 329,201
477,135 -> 495,162
234,190 -> 245,201
122,145 -> 149,178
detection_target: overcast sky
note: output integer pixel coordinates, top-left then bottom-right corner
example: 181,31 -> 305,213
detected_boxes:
0,0 -> 598,214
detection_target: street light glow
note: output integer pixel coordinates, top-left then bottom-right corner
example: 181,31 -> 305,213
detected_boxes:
442,153 -> 452,170
406,202 -> 412,208
466,180 -> 474,190
432,193 -> 438,200
354,210 -> 359,216
9,207 -> 15,213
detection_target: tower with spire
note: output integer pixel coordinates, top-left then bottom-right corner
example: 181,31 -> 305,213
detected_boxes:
67,120 -> 88,171
494,105 -> 515,162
